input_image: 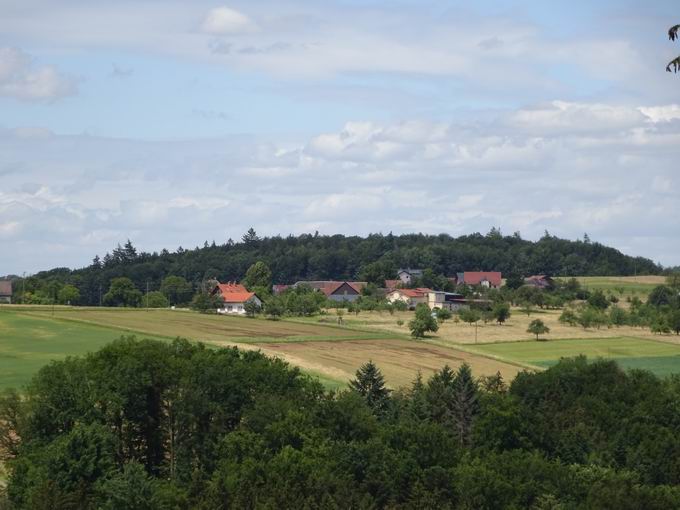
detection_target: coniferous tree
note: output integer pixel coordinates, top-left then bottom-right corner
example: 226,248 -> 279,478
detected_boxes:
349,360 -> 391,415
451,363 -> 479,447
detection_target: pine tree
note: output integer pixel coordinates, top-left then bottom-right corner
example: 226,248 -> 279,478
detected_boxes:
349,360 -> 391,415
451,363 -> 479,447
408,371 -> 429,421
242,228 -> 260,245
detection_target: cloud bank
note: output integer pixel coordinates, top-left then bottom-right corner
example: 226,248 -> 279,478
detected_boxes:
1,100 -> 678,274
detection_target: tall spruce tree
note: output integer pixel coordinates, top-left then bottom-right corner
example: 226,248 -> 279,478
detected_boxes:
349,360 -> 391,415
451,363 -> 479,447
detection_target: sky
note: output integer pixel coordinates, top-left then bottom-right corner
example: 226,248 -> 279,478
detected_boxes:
1,0 -> 679,274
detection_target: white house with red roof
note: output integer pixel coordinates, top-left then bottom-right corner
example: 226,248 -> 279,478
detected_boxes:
386,287 -> 431,309
211,282 -> 262,315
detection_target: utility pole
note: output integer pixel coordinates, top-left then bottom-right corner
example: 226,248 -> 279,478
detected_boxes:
146,280 -> 149,310
99,284 -> 102,307
22,272 -> 26,304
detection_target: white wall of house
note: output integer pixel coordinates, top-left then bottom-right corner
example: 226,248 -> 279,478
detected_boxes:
217,296 -> 262,315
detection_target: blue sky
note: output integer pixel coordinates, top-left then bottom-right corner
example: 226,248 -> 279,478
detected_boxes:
1,0 -> 679,273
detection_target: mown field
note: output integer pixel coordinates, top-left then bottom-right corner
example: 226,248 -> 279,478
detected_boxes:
0,307 -> 523,390
335,308 -> 673,345
3,275 -> 679,392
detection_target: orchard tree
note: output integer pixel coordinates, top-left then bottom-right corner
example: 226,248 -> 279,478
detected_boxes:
436,307 -> 452,324
492,302 -> 511,325
527,319 -> 550,340
409,303 -> 439,338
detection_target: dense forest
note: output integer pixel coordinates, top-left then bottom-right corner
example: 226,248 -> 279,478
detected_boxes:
9,230 -> 661,306
2,337 -> 680,509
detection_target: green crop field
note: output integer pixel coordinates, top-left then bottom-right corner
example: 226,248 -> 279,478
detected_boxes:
574,275 -> 665,298
475,336 -> 680,377
0,309 -> 169,389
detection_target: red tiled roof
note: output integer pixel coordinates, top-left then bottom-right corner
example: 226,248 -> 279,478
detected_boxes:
296,281 -> 366,296
216,283 -> 248,294
212,282 -> 257,303
221,292 -> 256,303
272,284 -> 289,294
391,288 -> 431,298
385,279 -> 400,289
463,272 -> 502,286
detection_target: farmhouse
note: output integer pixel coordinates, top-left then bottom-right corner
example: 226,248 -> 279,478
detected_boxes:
386,288 -> 431,309
384,279 -> 401,291
396,268 -> 423,285
456,271 -> 502,289
211,282 -> 262,315
525,275 -> 554,289
294,281 -> 366,302
427,291 -> 468,311
0,281 -> 11,304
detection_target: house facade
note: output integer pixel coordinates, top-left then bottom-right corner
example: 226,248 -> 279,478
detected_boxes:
386,288 -> 431,309
525,275 -> 554,289
211,282 -> 262,315
456,271 -> 502,289
0,281 -> 11,304
396,268 -> 423,285
293,281 -> 366,302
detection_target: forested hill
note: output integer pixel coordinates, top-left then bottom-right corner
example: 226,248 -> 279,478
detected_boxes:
17,230 -> 660,306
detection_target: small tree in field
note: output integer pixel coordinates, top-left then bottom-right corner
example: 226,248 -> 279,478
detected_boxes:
243,300 -> 261,318
492,302 -> 511,325
527,319 -> 550,340
409,303 -> 439,338
436,307 -> 452,324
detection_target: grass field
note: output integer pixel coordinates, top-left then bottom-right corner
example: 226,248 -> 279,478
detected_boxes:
17,307 -> 394,344
4,293 -> 680,392
0,309 -> 168,389
475,336 -> 680,377
575,275 -> 665,298
2,307 -> 523,390
334,308 -> 676,346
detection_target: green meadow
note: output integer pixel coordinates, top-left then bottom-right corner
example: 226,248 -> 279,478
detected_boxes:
475,336 -> 680,377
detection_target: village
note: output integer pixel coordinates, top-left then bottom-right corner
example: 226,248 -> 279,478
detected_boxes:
208,268 -> 551,315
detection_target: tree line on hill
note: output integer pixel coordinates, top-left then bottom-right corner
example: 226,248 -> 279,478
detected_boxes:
7,229 -> 661,306
2,337 -> 680,508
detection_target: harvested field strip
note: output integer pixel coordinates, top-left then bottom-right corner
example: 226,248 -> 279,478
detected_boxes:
19,308 -> 390,344
251,338 -> 523,388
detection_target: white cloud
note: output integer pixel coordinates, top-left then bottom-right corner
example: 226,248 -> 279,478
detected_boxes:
0,47 -> 76,101
2,99 -> 680,273
201,6 -> 256,35
508,101 -> 646,135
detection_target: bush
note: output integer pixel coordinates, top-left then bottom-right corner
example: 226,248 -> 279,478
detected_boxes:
144,291 -> 169,308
